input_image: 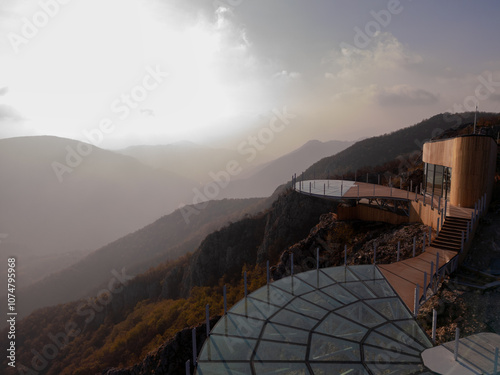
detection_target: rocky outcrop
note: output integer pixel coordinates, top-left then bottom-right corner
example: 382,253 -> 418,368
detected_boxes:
256,189 -> 338,263
271,212 -> 429,280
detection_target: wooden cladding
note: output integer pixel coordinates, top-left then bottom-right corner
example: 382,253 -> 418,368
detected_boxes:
423,136 -> 497,208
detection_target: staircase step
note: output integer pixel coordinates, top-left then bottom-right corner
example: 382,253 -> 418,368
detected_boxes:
432,243 -> 461,251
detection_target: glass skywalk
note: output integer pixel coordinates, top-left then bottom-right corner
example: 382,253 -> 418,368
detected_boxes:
195,265 -> 434,375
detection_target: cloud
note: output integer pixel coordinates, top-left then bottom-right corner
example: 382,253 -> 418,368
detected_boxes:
325,32 -> 422,81
375,85 -> 439,106
273,70 -> 301,80
0,104 -> 22,121
0,87 -> 7,96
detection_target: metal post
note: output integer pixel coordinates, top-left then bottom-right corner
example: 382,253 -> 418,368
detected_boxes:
413,236 -> 416,257
432,309 -> 437,344
192,328 -> 197,367
437,217 -> 440,235
266,260 -> 270,285
410,180 -> 412,192
223,285 -> 227,315
494,347 -> 499,374
423,233 -> 426,253
454,327 -> 460,361
423,272 -> 428,299
414,284 -> 420,316
185,360 -> 190,375
344,244 -> 347,266
206,304 -> 210,337
397,241 -> 400,262
436,253 -> 440,276
366,173 -> 369,183
324,183 -> 325,196
430,262 -> 434,288
373,243 -> 377,264
341,184 -> 343,196
423,193 -> 426,206
244,271 -> 248,297
444,200 -> 448,218
316,248 -> 320,270
309,182 -> 311,194
291,253 -> 294,276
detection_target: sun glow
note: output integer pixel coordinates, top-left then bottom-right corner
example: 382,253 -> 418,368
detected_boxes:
1,0 -> 245,146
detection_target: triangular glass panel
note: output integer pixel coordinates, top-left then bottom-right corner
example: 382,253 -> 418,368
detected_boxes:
311,363 -> 369,375
310,333 -> 361,361
364,279 -> 397,298
343,281 -> 378,299
366,298 -> 412,320
273,275 -> 316,296
211,314 -> 264,339
364,331 -> 421,356
253,362 -> 309,375
230,297 -> 280,320
196,362 -> 252,375
255,340 -> 307,361
365,363 -> 427,375
261,322 -> 310,344
322,266 -> 359,283
335,301 -> 386,328
284,297 -> 329,320
375,323 -> 427,352
320,283 -> 358,304
270,308 -> 319,331
198,335 -> 257,361
296,269 -> 336,288
349,264 -> 381,280
314,312 -> 368,341
249,284 -> 294,306
363,344 -> 422,363
394,320 -> 433,349
301,290 -> 343,311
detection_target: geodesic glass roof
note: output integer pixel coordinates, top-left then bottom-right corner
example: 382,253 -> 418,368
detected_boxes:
195,265 -> 434,375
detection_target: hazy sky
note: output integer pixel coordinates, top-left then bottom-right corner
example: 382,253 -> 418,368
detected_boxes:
0,0 -> 499,155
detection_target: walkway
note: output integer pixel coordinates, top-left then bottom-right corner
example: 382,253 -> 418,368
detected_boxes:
294,180 -> 477,311
422,332 -> 500,374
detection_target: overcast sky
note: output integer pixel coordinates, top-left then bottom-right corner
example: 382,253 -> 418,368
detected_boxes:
0,0 -> 499,155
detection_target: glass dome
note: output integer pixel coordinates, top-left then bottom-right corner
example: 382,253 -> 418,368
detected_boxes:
195,265 -> 434,375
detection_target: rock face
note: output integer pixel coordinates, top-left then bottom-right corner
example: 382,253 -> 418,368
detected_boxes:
160,189 -> 339,299
271,211 -> 429,280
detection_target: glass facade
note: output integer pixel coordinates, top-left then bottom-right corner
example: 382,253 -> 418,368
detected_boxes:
425,163 -> 451,200
195,265 -> 434,375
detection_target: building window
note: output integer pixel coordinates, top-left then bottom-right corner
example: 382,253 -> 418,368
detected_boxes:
425,163 -> 451,200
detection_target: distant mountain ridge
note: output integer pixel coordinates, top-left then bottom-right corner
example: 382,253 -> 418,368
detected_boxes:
301,112 -> 500,179
13,195 -> 275,320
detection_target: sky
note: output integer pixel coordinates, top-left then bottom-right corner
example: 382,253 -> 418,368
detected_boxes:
0,0 -> 499,156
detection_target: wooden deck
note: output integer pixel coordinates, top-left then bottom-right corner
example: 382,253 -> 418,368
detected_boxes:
295,180 -> 476,311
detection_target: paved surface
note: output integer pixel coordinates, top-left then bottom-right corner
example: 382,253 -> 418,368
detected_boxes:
422,332 -> 500,374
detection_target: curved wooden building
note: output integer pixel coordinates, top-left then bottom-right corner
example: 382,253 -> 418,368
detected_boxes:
423,135 -> 497,208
